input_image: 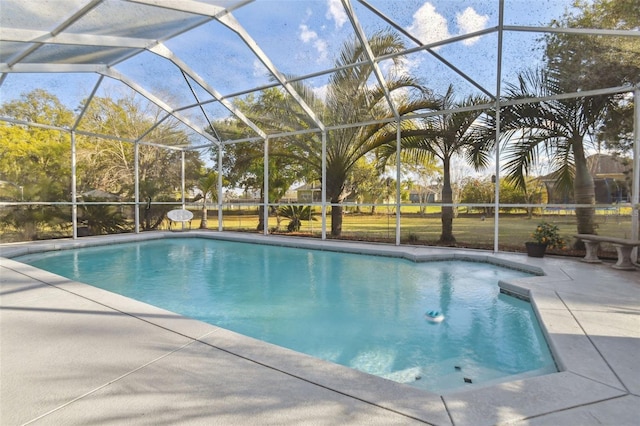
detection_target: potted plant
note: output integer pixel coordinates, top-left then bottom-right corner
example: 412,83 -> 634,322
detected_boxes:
526,222 -> 565,257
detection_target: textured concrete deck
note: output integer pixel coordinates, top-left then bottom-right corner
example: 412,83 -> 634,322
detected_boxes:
1,232 -> 639,425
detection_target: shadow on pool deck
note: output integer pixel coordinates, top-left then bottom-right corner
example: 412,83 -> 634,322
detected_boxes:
1,231 -> 639,425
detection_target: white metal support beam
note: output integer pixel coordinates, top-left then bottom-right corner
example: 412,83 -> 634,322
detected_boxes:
395,123 -> 401,245
181,151 -> 186,209
134,142 -> 140,233
4,0 -> 104,68
263,136 -> 269,236
321,131 -> 327,240
504,25 -> 640,38
493,0 -> 505,254
0,27 -> 151,49
0,63 -> 109,73
126,0 -> 251,18
218,145 -> 224,232
71,131 -> 78,239
632,87 -> 640,262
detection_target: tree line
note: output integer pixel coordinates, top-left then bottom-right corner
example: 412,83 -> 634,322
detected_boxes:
0,90 -> 205,239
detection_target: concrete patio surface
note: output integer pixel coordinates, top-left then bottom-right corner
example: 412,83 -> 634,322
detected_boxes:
1,232 -> 639,425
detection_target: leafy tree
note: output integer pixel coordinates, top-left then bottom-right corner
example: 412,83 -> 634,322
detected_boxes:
348,157 -> 391,214
77,95 -> 202,200
598,98 -> 635,154
77,95 -> 204,232
459,177 -> 493,214
490,1 -> 636,244
0,91 -> 74,240
214,137 -> 305,231
497,179 -> 528,209
138,180 -> 172,231
380,151 -> 442,215
0,91 -> 73,201
379,85 -> 492,244
79,197 -> 131,235
0,123 -> 36,194
545,0 -> 639,91
493,68 -> 614,241
1,90 -> 205,238
217,31 -> 436,236
544,0 -> 640,151
460,176 -> 540,215
1,89 -> 74,127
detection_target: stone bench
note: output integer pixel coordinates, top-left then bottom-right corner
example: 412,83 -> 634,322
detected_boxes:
575,234 -> 640,270
167,209 -> 193,231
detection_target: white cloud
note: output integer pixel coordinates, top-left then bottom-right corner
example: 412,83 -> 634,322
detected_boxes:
397,56 -> 421,79
326,0 -> 348,29
407,2 -> 450,46
299,24 -> 328,63
379,56 -> 417,80
252,58 -> 267,78
456,7 -> 489,46
406,2 -> 488,47
314,39 -> 328,62
312,83 -> 329,102
299,24 -> 317,43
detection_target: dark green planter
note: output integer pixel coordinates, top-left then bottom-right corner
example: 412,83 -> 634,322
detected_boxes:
525,242 -> 547,258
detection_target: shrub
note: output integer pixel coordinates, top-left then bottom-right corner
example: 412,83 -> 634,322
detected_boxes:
531,222 -> 565,249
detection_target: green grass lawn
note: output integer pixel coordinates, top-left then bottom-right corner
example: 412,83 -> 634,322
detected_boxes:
2,204 -> 632,259
211,206 -> 632,257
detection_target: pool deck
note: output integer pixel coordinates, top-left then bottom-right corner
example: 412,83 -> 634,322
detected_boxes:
1,231 -> 639,425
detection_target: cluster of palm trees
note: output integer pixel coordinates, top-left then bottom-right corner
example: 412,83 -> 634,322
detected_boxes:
215,30 -> 616,245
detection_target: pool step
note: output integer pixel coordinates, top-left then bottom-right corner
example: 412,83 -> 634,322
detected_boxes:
381,359 -> 511,393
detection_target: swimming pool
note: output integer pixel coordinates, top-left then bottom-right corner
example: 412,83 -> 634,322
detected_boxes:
17,237 -> 556,392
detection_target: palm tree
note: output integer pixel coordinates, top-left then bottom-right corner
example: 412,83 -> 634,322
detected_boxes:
379,85 -> 492,244
237,30 -> 437,237
196,171 -> 218,229
278,205 -> 316,232
79,200 -> 130,235
493,68 -> 613,241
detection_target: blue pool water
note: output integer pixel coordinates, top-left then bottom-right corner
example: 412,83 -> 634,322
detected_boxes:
17,238 -> 556,392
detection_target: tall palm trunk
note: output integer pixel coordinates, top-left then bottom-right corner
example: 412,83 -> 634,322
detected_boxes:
200,195 -> 208,229
331,199 -> 342,237
572,137 -> 596,242
257,201 -> 265,231
327,171 -> 346,237
439,158 -> 456,244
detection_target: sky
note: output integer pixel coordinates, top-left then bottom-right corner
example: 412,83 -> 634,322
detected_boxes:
0,0 -> 581,141
2,0 -> 618,184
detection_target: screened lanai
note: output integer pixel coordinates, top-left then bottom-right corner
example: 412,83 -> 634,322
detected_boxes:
1,0 -> 639,256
